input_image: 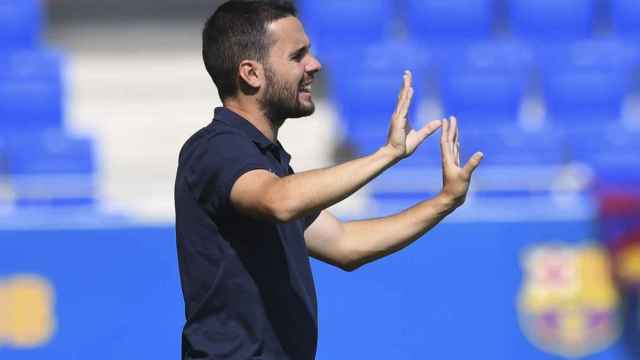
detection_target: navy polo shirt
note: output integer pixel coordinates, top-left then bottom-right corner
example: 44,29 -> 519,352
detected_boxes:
175,107 -> 320,360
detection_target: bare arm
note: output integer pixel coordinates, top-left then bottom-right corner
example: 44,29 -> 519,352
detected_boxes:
231,71 -> 441,222
305,117 -> 484,271
304,197 -> 453,271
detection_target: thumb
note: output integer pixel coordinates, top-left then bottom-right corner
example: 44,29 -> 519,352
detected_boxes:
462,152 -> 484,177
417,119 -> 443,139
409,119 -> 443,146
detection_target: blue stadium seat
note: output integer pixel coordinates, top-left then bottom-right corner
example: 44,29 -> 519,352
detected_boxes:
566,126 -> 640,167
0,49 -> 64,134
343,116 -> 394,157
405,0 -> 494,44
508,0 -> 595,42
298,0 -> 394,58
327,42 -> 430,154
539,39 -> 638,129
566,126 -> 640,192
6,131 -> 95,206
438,40 -> 534,129
462,128 -> 566,167
368,127 -> 568,202
611,0 -> 640,39
0,0 -> 42,49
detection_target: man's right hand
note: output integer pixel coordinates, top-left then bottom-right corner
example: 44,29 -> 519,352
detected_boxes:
384,70 -> 442,160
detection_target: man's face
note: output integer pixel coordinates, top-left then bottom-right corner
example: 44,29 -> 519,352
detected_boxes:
260,16 -> 322,120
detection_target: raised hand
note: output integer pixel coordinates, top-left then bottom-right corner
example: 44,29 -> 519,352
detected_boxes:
385,71 -> 442,160
439,116 -> 483,205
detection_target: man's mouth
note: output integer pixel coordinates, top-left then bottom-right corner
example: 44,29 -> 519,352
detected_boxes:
299,82 -> 312,93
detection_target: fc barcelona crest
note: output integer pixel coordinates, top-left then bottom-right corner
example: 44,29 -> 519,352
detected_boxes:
517,244 -> 620,358
0,274 -> 56,348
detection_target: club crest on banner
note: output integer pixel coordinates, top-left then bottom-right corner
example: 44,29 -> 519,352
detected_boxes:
609,227 -> 640,288
517,244 -> 620,358
0,274 -> 56,348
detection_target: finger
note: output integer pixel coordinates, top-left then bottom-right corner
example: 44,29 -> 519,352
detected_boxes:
404,70 -> 412,89
449,117 -> 460,165
462,152 -> 484,177
440,119 -> 453,164
440,118 -> 448,147
397,78 -> 414,125
402,86 -> 414,119
392,86 -> 406,123
417,119 -> 442,139
452,116 -> 459,145
393,71 -> 411,118
407,119 -> 443,148
448,116 -> 457,144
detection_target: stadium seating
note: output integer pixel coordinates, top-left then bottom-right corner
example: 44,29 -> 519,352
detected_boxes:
611,0 -> 640,39
508,0 -> 595,42
0,49 -> 64,134
433,40 -> 544,174
539,39 -> 638,128
463,128 -> 566,166
368,127 -> 569,205
405,0 -> 494,44
327,41 -> 429,154
298,0 -> 394,58
0,0 -> 42,49
6,131 -> 96,206
565,125 -> 640,176
0,0 -> 98,213
438,40 -> 534,129
328,41 -> 429,119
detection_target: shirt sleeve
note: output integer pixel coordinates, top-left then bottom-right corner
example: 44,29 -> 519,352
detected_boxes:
302,210 -> 321,230
185,129 -> 269,212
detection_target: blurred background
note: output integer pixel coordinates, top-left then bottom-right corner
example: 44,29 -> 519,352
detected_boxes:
1,0 -> 640,358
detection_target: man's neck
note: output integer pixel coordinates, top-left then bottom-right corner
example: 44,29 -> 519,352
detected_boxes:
223,99 -> 281,142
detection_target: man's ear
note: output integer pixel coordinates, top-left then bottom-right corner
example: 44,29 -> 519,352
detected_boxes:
238,60 -> 264,91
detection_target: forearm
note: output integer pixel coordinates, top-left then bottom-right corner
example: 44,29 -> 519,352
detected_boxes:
303,116 -> 482,271
340,193 -> 459,269
269,146 -> 399,221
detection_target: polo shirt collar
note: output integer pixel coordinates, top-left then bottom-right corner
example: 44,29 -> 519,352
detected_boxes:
213,107 -> 291,163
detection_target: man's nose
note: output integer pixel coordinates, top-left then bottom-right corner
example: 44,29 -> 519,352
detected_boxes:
306,55 -> 322,74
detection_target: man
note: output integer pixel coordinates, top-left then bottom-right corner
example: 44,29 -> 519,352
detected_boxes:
174,1 -> 484,359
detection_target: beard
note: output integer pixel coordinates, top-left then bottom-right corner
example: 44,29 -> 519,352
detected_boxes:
259,65 -> 315,122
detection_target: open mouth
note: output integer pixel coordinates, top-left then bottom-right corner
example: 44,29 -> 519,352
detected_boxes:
299,82 -> 312,93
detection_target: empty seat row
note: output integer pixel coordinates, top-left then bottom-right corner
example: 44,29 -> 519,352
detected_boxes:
327,39 -> 639,143
300,0 -> 640,57
0,131 -> 96,207
0,1 -> 97,210
343,116 -> 639,169
366,125 -> 640,203
0,49 -> 65,134
443,39 -> 638,126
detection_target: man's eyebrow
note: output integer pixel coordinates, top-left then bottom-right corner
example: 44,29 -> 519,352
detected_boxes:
289,44 -> 310,59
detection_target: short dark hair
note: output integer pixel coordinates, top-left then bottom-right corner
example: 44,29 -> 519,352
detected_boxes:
202,0 -> 298,100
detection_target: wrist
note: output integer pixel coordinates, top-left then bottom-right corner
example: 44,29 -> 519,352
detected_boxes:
436,191 -> 464,210
377,144 -> 403,164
